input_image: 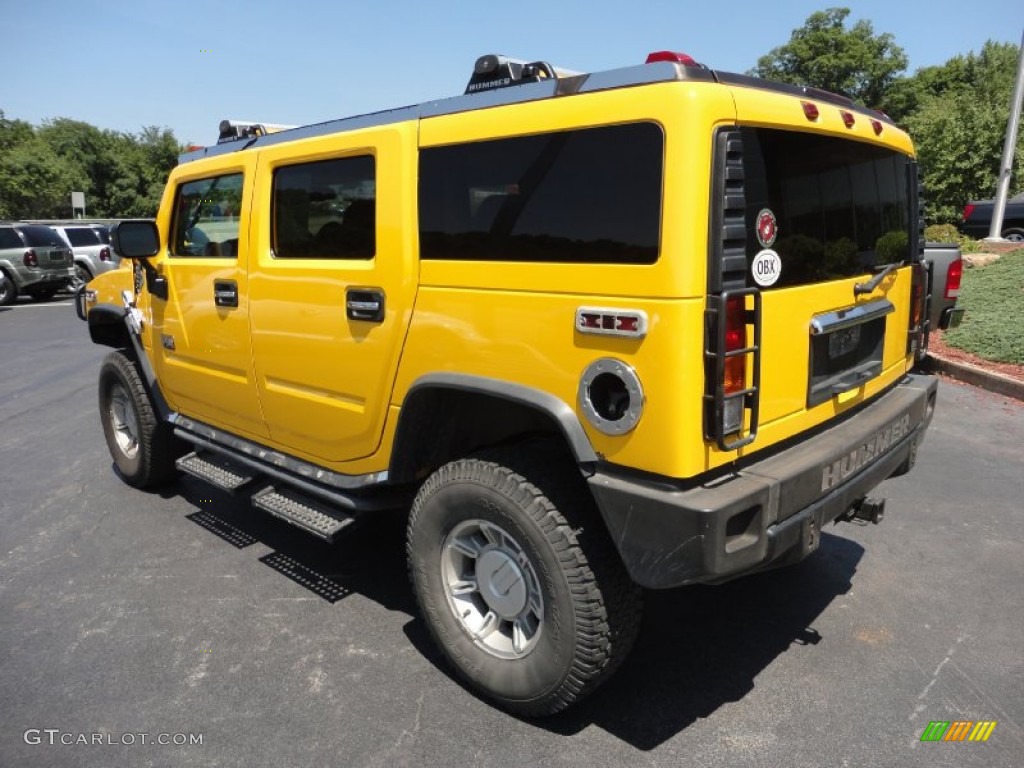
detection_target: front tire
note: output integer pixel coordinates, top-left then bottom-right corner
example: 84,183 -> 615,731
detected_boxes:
407,445 -> 642,716
98,351 -> 184,488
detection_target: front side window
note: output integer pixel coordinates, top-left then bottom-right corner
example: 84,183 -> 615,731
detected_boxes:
419,122 -> 663,264
272,155 -> 376,259
170,173 -> 244,257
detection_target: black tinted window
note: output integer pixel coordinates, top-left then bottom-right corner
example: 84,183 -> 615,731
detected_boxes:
65,228 -> 102,246
170,173 -> 244,257
0,228 -> 22,249
20,226 -> 65,247
740,128 -> 911,288
419,123 -> 663,264
272,156 -> 376,259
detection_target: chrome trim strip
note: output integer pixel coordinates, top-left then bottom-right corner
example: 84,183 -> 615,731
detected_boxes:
810,299 -> 895,336
169,414 -> 388,489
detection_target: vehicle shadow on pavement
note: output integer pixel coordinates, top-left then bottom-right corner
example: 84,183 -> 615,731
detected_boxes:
401,529 -> 864,748
533,532 -> 864,749
170,476 -> 417,614
168,475 -> 862,750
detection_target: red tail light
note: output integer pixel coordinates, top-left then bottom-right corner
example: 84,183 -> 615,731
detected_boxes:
963,203 -> 975,222
945,258 -> 963,299
870,118 -> 883,136
645,51 -> 697,66
840,110 -> 856,128
99,246 -> 111,261
724,296 -> 746,394
23,249 -> 37,267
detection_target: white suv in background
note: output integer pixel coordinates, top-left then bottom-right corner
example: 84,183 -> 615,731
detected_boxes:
54,224 -> 120,289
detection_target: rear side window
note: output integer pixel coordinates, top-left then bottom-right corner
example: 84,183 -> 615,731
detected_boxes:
170,173 -> 244,257
419,122 -> 663,264
19,226 -> 65,248
64,228 -> 102,247
271,155 -> 376,259
739,128 -> 911,288
0,228 -> 22,249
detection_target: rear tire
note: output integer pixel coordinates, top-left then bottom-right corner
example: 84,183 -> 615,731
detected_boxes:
98,351 -> 184,488
1002,228 -> 1024,243
28,288 -> 58,302
72,263 -> 93,291
0,274 -> 18,306
407,443 -> 642,716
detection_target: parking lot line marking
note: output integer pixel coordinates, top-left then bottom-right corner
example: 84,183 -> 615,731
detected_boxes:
7,301 -> 74,308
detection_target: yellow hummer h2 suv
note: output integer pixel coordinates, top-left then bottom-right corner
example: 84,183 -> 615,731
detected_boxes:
79,52 -> 938,715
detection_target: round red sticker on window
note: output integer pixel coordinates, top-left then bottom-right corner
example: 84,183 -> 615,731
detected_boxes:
756,209 -> 777,248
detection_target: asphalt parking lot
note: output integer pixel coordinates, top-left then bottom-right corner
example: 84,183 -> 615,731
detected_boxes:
1,296 -> 1022,767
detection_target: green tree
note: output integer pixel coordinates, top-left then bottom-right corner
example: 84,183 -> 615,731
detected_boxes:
899,42 -> 1024,223
0,136 -> 90,219
749,7 -> 908,107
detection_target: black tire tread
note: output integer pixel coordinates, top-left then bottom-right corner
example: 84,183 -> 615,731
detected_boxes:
407,441 -> 642,716
99,351 -> 182,489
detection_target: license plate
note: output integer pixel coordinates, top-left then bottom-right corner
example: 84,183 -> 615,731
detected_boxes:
50,253 -> 65,263
829,325 -> 861,359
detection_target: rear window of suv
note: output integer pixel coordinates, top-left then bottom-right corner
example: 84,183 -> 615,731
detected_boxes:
19,226 -> 66,248
63,228 -> 103,247
739,128 -> 912,288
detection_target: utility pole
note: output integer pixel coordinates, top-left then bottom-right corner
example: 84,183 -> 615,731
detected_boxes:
987,28 -> 1024,241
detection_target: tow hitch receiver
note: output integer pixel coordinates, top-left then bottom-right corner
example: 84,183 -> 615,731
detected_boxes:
840,496 -> 886,525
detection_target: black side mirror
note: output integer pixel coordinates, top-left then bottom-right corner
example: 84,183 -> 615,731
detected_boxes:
111,220 -> 160,259
112,220 -> 168,301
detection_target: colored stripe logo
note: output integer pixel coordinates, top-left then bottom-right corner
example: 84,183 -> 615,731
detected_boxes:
920,720 -> 997,742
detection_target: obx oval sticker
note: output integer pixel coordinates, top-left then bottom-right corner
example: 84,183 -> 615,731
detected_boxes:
752,249 -> 782,287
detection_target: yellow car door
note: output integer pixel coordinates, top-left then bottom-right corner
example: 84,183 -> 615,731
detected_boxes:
247,122 -> 418,464
147,154 -> 268,440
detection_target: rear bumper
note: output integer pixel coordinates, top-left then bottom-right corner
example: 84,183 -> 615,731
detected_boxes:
588,374 -> 938,588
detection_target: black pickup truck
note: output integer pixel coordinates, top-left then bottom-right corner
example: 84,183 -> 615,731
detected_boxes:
961,191 -> 1024,242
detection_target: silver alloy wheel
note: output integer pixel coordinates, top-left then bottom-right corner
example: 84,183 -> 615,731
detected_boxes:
108,382 -> 140,459
442,519 -> 544,659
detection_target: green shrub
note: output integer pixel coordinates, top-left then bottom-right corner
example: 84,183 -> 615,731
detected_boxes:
944,248 -> 1024,364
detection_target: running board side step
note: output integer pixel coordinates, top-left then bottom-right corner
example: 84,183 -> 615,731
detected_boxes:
253,486 -> 357,541
177,451 -> 256,492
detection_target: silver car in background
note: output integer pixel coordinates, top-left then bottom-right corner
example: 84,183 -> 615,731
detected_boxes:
0,223 -> 75,305
53,224 -> 120,289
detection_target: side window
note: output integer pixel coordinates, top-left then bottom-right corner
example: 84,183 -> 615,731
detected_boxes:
65,228 -> 101,247
272,155 -> 376,259
419,122 -> 663,264
170,173 -> 244,257
0,227 -> 22,249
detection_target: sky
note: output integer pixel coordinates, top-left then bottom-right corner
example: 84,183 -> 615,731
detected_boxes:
1,0 -> 1022,146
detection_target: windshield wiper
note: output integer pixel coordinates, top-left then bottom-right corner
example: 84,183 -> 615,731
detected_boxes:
854,262 -> 899,295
